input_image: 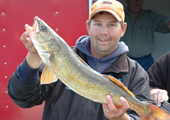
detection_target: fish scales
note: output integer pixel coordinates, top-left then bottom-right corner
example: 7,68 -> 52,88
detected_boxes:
25,16 -> 170,120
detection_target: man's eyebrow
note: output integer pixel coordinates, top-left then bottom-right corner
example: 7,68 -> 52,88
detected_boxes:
109,21 -> 117,23
93,20 -> 101,22
110,19 -> 118,22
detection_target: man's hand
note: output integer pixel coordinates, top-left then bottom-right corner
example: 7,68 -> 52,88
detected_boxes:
20,31 -> 38,54
150,88 -> 169,107
20,31 -> 42,69
102,95 -> 131,120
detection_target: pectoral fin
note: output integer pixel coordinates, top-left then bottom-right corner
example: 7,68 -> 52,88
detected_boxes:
41,66 -> 58,84
104,75 -> 135,97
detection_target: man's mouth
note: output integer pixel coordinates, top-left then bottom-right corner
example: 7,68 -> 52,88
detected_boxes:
99,39 -> 109,42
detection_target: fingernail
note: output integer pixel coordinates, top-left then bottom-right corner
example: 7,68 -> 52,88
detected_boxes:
120,96 -> 124,100
106,95 -> 110,100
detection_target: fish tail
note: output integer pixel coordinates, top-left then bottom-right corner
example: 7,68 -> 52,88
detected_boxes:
139,103 -> 170,120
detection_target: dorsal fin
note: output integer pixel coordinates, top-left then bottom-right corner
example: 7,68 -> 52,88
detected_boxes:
73,51 -> 94,70
104,75 -> 135,97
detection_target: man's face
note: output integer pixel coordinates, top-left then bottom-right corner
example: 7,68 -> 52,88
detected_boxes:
86,12 -> 126,59
126,0 -> 143,13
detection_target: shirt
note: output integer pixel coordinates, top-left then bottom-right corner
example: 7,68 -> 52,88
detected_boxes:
120,9 -> 170,58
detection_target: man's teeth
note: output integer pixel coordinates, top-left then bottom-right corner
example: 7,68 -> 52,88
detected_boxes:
100,39 -> 108,41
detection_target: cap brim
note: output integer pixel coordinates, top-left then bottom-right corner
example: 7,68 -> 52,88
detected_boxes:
90,9 -> 122,22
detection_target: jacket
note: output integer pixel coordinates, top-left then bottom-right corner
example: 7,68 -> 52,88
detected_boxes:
8,46 -> 155,120
148,51 -> 170,103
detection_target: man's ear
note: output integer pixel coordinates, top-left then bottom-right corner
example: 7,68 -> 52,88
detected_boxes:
86,20 -> 90,34
121,22 -> 127,37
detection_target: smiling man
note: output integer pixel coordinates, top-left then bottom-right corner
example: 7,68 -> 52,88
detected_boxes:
87,12 -> 126,59
8,0 -> 156,120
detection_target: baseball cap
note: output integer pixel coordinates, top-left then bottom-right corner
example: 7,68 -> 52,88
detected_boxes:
89,0 -> 125,22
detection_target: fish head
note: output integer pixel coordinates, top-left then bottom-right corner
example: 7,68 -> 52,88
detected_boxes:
33,16 -> 53,43
25,16 -> 61,52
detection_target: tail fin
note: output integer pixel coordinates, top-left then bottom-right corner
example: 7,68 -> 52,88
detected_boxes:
140,104 -> 170,120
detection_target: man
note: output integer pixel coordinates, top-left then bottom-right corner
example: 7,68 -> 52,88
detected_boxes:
8,0 -> 155,120
120,0 -> 170,71
148,52 -> 170,108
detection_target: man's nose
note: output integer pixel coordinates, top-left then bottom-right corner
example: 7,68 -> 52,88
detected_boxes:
100,26 -> 108,35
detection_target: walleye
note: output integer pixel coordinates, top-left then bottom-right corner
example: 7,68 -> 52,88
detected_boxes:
25,16 -> 170,120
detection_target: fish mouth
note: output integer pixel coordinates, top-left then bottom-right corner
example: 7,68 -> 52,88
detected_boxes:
32,16 -> 39,32
32,16 -> 44,32
25,16 -> 40,33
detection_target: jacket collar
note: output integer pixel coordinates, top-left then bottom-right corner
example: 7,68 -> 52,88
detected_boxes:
103,53 -> 129,73
72,46 -> 129,74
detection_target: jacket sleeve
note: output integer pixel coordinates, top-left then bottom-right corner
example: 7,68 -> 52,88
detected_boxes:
124,59 -> 156,120
148,52 -> 170,89
7,59 -> 55,108
126,59 -> 155,104
147,10 -> 170,33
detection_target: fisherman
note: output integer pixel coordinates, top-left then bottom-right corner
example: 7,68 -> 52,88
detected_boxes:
8,0 -> 156,120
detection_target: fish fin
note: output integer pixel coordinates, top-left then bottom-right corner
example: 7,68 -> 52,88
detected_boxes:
104,75 -> 135,97
114,105 -> 122,109
139,103 -> 170,120
77,55 -> 88,66
73,51 -> 93,70
40,66 -> 58,84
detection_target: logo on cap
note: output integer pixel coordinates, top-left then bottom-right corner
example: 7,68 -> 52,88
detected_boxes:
103,1 -> 112,4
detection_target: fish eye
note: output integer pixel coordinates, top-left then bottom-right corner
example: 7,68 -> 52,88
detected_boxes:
40,25 -> 47,31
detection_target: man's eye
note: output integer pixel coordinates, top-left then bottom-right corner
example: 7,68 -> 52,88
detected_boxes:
40,26 -> 47,31
96,23 -> 101,26
109,24 -> 115,27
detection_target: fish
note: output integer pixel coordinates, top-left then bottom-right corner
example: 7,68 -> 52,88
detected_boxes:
25,16 -> 170,120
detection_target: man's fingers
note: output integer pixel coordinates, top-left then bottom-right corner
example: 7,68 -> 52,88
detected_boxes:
150,89 -> 169,107
152,93 -> 158,106
20,31 -> 29,43
119,97 -> 129,112
157,91 -> 162,107
161,90 -> 169,102
102,95 -> 130,119
27,38 -> 34,47
165,96 -> 169,101
20,31 -> 37,53
106,95 -> 117,111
